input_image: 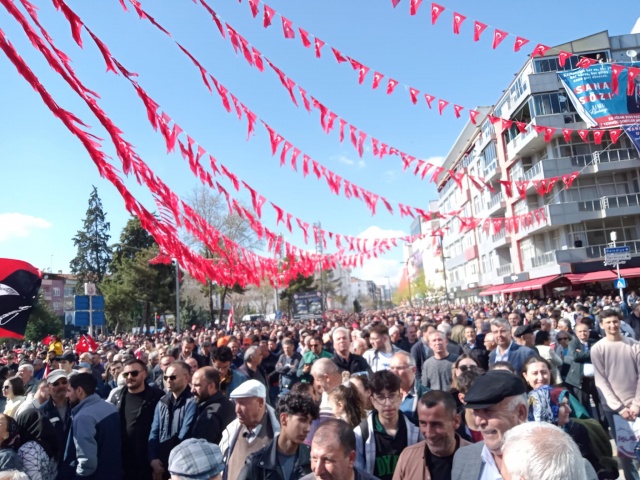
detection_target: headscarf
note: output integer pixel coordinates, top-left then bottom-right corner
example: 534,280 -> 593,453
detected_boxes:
527,385 -> 569,424
0,414 -> 20,449
15,408 -> 58,459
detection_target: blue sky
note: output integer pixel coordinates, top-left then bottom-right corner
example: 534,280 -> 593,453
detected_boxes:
0,0 -> 637,286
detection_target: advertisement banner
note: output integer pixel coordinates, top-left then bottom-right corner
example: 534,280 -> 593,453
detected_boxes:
624,124 -> 640,154
292,291 -> 324,321
557,63 -> 640,128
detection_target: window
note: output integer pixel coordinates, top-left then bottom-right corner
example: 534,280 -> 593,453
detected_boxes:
533,51 -> 609,73
64,287 -> 75,297
530,92 -> 577,118
53,302 -> 62,311
53,288 -> 61,297
481,142 -> 497,176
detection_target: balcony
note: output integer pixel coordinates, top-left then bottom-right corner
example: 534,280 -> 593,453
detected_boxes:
524,249 -> 582,276
586,240 -> 640,259
483,160 -> 501,183
579,193 -> 640,216
496,263 -> 512,277
528,71 -> 563,94
486,192 -> 506,216
492,229 -> 512,247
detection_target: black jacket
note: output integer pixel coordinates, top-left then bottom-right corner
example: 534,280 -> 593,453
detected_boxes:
189,391 -> 236,444
237,436 -> 312,480
110,385 -> 164,480
331,352 -> 372,376
39,398 -> 72,463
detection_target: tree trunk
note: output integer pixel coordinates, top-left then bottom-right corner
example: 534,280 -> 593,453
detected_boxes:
208,283 -> 215,324
220,286 -> 229,324
145,301 -> 151,332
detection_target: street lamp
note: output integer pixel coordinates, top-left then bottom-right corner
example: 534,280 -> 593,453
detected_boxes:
433,233 -> 449,304
400,258 -> 414,308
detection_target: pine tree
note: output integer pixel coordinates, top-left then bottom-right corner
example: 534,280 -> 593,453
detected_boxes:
69,186 -> 112,289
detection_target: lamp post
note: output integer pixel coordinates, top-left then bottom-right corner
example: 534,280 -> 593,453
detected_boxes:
433,233 -> 449,305
610,231 -> 624,301
401,258 -> 414,308
172,258 -> 181,334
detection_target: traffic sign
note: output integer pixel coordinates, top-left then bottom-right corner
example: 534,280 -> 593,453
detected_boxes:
74,311 -> 105,327
614,278 -> 627,289
604,246 -> 631,265
74,295 -> 104,310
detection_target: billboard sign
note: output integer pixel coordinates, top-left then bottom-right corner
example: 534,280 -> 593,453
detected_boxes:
557,62 -> 640,128
292,291 -> 323,321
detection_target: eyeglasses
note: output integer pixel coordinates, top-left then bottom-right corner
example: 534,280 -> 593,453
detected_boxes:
52,379 -> 68,387
372,393 -> 401,404
163,375 -> 177,381
557,337 -> 570,342
458,365 -> 474,372
123,370 -> 142,378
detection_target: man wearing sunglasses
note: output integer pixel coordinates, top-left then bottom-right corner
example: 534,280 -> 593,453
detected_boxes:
39,369 -> 72,470
148,360 -> 196,480
110,359 -> 164,480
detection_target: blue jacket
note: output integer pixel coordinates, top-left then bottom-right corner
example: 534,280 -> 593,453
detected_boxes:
147,388 -> 196,466
489,342 -> 536,375
63,393 -> 122,480
221,368 -> 248,398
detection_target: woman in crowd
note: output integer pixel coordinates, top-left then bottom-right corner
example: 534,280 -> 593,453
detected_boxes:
534,330 -> 563,383
328,384 -> 365,428
0,414 -> 22,471
15,409 -> 58,480
3,378 -> 26,418
450,354 -> 482,392
528,385 -> 618,480
349,373 -> 374,412
521,355 -> 558,391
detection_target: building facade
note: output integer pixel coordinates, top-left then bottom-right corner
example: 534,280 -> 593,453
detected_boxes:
435,31 -> 640,301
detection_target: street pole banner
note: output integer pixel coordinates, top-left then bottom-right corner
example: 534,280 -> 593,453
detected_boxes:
0,259 -> 42,339
557,62 -> 640,128
624,124 -> 640,154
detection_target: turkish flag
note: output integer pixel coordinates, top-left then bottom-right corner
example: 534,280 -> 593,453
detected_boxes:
492,29 -> 508,49
0,259 -> 41,339
558,51 -> 572,67
452,12 -> 465,34
609,129 -> 623,144
611,64 -> 625,95
513,36 -> 529,52
473,21 -> 487,42
431,3 -> 445,24
76,334 -> 99,354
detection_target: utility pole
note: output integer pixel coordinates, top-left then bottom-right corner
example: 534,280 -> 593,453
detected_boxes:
173,259 -> 181,333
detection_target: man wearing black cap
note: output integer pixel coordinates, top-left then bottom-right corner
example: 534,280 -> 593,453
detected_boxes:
451,371 -> 598,480
450,370 -> 528,480
513,325 -> 535,350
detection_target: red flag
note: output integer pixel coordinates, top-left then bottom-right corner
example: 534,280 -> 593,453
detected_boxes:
562,128 -> 573,143
410,0 -> 422,15
281,16 -> 295,39
469,110 -> 479,124
562,172 -> 580,189
515,122 -> 528,134
391,0 -> 401,6
409,88 -> 419,104
372,72 -> 384,89
453,104 -> 464,118
492,29 -> 508,49
431,3 -> 444,24
473,21 -> 487,42
609,129 -> 623,144
425,94 -> 435,108
263,5 -> 275,27
452,12 -> 465,34
611,64 -> 625,95
513,36 -> 529,52
299,28 -> 311,47
248,0 -> 259,17
531,44 -> 551,58
577,129 -> 590,143
41,335 -> 52,345
576,57 -> 597,69
542,127 -> 555,143
627,67 -> 640,96
314,38 -> 325,58
332,47 -> 347,63
558,51 -> 572,67
438,99 -> 449,115
593,130 -> 604,145
387,78 -> 398,94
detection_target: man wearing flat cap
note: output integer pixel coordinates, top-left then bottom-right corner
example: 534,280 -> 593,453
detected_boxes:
219,379 -> 281,480
513,325 -> 535,350
451,371 -> 597,480
168,438 -> 224,480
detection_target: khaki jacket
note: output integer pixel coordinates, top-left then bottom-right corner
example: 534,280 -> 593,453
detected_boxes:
393,435 -> 471,480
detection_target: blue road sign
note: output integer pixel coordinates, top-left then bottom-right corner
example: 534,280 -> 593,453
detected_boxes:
614,278 -> 627,289
74,295 -> 104,310
74,311 -> 105,327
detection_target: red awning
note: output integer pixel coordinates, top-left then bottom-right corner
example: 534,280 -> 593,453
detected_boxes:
565,271 -> 617,284
501,275 -> 560,293
479,285 -> 505,296
620,267 -> 640,279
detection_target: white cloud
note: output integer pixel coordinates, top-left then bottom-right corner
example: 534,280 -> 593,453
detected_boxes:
357,225 -> 406,240
352,257 -> 404,287
336,155 -> 354,166
424,155 -> 445,168
357,159 -> 366,169
0,213 -> 52,242
384,170 -> 397,182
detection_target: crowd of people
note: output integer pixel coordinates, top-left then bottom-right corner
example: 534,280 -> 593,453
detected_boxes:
0,292 -> 638,480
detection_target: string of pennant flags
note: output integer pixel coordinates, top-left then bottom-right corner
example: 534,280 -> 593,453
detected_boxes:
0,0 -> 623,287
117,0 -> 617,204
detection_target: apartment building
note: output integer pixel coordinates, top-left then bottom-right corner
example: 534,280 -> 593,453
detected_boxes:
435,30 -> 640,301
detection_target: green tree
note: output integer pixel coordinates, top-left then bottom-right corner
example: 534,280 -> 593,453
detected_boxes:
24,292 -> 62,342
318,269 -> 341,308
70,186 -> 112,290
102,217 -> 175,332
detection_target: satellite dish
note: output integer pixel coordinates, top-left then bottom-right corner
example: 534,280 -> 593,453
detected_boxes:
627,49 -> 638,61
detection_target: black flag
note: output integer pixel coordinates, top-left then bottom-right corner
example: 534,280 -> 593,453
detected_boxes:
0,258 -> 42,339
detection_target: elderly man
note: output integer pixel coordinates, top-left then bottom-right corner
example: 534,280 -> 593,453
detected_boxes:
302,418 -> 378,480
513,325 -> 536,350
17,363 -> 37,395
220,380 -> 280,480
488,318 -> 535,375
298,336 -> 333,383
310,358 -> 343,407
394,390 -> 469,480
451,370 -> 597,480
331,327 -> 371,376
390,351 -> 428,426
501,422 -> 589,480
239,346 -> 270,392
168,438 -> 225,480
190,367 -> 235,444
